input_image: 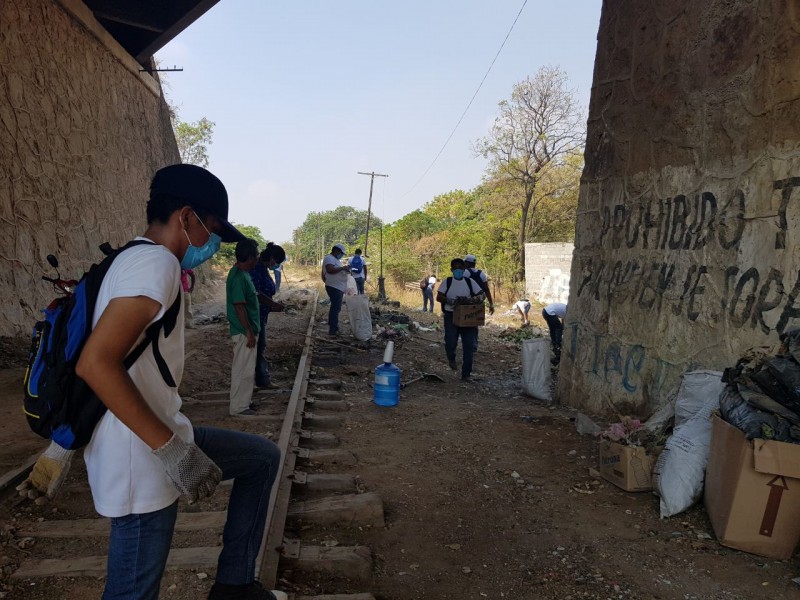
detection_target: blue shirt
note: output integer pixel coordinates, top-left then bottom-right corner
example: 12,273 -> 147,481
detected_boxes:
249,263 -> 276,320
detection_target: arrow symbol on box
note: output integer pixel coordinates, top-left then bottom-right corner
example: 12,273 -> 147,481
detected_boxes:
760,475 -> 789,537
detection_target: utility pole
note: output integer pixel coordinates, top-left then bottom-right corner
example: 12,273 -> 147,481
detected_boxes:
357,171 -> 388,259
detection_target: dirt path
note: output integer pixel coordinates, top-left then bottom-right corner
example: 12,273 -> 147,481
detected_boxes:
0,278 -> 798,599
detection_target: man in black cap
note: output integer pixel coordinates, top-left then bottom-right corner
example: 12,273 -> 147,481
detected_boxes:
19,164 -> 286,600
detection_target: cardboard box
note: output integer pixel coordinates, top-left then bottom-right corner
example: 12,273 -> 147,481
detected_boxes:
704,414 -> 800,559
598,441 -> 659,492
453,303 -> 485,327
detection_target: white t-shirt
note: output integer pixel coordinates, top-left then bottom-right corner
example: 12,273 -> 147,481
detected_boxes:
322,254 -> 348,292
427,276 -> 437,290
83,238 -> 191,518
515,300 -> 531,312
544,302 -> 567,318
437,277 -> 483,313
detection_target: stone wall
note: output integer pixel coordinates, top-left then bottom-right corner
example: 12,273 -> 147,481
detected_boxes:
559,0 -> 800,416
0,0 -> 179,337
524,242 -> 574,304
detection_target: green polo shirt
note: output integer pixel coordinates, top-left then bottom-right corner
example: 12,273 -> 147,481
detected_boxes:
226,266 -> 261,337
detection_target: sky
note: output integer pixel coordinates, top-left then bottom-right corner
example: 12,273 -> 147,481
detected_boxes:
156,1 -> 603,244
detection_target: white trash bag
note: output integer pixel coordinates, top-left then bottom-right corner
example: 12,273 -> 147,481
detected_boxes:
653,370 -> 723,518
521,338 -> 552,403
346,294 -> 372,341
674,370 -> 725,427
345,274 -> 358,296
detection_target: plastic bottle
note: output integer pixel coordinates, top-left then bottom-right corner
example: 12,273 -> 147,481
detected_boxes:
373,341 -> 401,407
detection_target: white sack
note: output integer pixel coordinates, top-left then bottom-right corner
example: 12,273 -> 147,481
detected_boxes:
346,294 -> 372,341
521,338 -> 552,403
345,274 -> 358,296
674,370 -> 724,427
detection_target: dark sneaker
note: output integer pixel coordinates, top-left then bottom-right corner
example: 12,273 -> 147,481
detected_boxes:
208,580 -> 287,600
448,358 -> 457,370
259,382 -> 279,390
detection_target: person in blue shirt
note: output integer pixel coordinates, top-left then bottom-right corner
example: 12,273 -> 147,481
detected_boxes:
249,243 -> 286,390
349,248 -> 367,294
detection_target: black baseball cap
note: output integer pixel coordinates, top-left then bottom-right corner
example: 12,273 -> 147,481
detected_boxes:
150,164 -> 246,243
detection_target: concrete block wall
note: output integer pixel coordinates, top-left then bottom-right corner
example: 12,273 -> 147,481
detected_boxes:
525,242 -> 574,304
559,0 -> 800,416
0,0 -> 179,337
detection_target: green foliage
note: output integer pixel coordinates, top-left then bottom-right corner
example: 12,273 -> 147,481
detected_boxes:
292,206 -> 382,264
212,224 -> 268,269
173,117 -> 215,168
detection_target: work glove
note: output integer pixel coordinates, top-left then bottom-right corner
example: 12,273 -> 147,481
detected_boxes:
153,434 -> 222,503
17,441 -> 75,505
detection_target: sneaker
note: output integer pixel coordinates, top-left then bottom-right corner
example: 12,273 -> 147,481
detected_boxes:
461,374 -> 471,381
258,382 -> 280,390
448,358 -> 457,371
248,402 -> 260,411
208,580 -> 288,600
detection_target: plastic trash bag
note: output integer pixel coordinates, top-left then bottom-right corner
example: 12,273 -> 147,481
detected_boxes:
521,338 -> 552,403
719,384 -> 793,442
674,370 -> 724,428
653,386 -> 721,518
345,274 -> 358,296
750,356 -> 800,415
345,294 -> 372,341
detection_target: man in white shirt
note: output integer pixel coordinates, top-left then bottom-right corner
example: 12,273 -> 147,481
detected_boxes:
20,165 -> 285,600
542,302 -> 568,363
464,254 -> 494,352
321,243 -> 349,336
437,258 -> 485,380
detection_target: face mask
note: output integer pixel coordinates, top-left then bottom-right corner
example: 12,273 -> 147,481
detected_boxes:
181,212 -> 221,269
452,269 -> 464,280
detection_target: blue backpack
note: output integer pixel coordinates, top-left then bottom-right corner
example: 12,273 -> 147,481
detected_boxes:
350,255 -> 364,276
23,240 -> 180,450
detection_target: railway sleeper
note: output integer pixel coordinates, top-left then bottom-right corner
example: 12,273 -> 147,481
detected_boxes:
295,448 -> 357,466
279,542 -> 373,583
305,398 -> 349,412
292,472 -> 358,494
299,430 -> 340,449
296,595 -> 375,600
287,493 -> 384,528
302,413 -> 345,429
307,378 -> 344,390
307,390 -> 345,401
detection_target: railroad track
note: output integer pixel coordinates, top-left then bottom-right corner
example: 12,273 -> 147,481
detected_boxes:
0,293 -> 385,600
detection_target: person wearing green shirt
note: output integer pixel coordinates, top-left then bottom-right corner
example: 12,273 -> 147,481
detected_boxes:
226,239 -> 261,416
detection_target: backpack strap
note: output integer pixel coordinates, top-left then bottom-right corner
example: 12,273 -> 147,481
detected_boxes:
110,240 -> 180,388
464,276 -> 479,297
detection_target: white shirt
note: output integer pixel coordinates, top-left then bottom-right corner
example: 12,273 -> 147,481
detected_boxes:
322,254 -> 348,292
83,238 -> 191,518
438,277 -> 483,313
544,302 -> 567,318
515,300 -> 531,312
427,276 -> 437,290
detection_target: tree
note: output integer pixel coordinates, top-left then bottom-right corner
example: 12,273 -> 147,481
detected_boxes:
173,116 -> 215,168
474,66 -> 585,280
212,224 -> 267,268
292,207 -> 382,265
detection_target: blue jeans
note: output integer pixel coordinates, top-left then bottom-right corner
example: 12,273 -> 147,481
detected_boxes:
422,288 -> 434,311
443,312 -> 477,378
354,277 -> 365,295
542,309 -> 563,352
104,427 -> 281,598
255,312 -> 270,386
326,285 -> 344,334
274,269 -> 281,293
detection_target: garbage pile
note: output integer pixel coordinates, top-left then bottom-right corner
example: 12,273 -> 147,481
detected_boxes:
371,307 -> 412,341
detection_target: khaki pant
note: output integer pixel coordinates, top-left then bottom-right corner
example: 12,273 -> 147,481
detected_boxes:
230,334 -> 256,415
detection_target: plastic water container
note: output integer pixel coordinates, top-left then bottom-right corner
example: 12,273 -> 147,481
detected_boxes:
373,341 -> 401,407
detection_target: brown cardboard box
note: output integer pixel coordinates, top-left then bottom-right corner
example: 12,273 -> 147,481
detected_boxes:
598,441 -> 659,492
704,414 -> 800,559
453,303 -> 485,327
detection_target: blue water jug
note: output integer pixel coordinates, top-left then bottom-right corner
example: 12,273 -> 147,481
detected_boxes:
373,341 -> 401,407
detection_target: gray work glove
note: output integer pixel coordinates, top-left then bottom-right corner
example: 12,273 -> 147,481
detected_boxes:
153,434 -> 222,503
17,441 -> 75,505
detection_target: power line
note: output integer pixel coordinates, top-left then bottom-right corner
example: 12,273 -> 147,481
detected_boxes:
395,0 -> 529,202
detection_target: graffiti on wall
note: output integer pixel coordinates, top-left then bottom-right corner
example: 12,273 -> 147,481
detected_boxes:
575,177 -> 800,335
539,269 -> 571,304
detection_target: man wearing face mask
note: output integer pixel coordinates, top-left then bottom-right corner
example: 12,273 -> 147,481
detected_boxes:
436,257 -> 484,381
250,243 -> 286,391
321,243 -> 349,336
21,165 -> 285,600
